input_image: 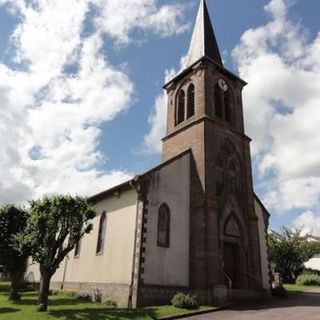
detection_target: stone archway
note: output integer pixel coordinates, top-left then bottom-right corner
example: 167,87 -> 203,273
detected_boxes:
220,199 -> 249,290
223,215 -> 242,289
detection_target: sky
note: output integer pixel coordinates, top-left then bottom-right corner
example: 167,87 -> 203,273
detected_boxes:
0,0 -> 319,234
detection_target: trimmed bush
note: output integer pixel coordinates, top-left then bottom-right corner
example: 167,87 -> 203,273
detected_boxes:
49,290 -> 92,301
271,286 -> 287,298
171,293 -> 198,309
76,293 -> 92,302
63,290 -> 78,298
20,282 -> 37,293
302,268 -> 320,277
105,299 -> 117,308
296,274 -> 320,286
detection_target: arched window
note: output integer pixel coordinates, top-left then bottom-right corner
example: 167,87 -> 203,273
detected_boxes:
216,175 -> 224,197
187,84 -> 195,119
176,90 -> 185,125
228,159 -> 239,193
157,203 -> 170,247
225,92 -> 233,124
214,83 -> 223,118
96,211 -> 107,254
224,215 -> 241,238
228,159 -> 237,173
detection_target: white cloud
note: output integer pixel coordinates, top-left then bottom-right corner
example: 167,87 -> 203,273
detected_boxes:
293,211 -> 320,236
233,0 -> 320,215
0,0 -> 189,204
141,93 -> 167,154
93,0 -> 189,44
141,55 -> 187,154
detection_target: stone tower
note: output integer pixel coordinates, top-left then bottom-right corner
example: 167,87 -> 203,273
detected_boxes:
162,0 -> 263,298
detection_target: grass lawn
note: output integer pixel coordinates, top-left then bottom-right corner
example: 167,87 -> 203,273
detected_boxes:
0,283 -> 216,320
284,284 -> 320,294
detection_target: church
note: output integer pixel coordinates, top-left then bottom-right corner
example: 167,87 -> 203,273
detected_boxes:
27,0 -> 271,308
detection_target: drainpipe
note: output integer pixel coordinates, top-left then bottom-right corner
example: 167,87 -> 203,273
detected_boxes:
128,176 -> 142,309
61,255 -> 69,290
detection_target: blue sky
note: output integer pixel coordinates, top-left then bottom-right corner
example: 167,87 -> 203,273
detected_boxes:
0,0 -> 319,233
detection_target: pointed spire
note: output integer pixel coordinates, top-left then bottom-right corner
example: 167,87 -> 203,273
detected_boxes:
185,0 -> 223,68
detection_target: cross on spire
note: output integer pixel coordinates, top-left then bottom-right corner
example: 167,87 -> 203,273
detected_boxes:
185,0 -> 223,68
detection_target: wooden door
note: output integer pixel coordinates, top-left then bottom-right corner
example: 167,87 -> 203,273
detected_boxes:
223,242 -> 241,289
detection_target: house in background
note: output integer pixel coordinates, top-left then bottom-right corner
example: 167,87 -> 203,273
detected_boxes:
27,0 -> 271,308
305,236 -> 320,271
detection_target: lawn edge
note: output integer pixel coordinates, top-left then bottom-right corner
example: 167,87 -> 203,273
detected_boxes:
150,306 -> 222,320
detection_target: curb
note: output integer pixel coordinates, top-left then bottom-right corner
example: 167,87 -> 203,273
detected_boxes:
150,306 -> 225,320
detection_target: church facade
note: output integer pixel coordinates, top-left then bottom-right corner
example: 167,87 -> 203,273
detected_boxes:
27,0 -> 271,308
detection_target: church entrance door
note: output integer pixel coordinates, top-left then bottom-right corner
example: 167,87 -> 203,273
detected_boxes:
223,242 -> 241,289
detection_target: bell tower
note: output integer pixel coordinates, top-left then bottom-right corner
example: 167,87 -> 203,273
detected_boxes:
162,0 -> 263,296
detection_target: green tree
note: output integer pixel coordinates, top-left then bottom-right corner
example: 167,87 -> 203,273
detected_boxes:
268,227 -> 320,283
16,195 -> 95,311
0,205 -> 30,301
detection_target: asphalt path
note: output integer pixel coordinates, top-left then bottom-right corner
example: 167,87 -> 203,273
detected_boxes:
186,289 -> 320,320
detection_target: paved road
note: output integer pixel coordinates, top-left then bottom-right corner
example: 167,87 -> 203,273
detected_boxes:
187,290 -> 320,320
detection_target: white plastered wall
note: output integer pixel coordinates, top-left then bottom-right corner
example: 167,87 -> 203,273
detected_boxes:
27,188 -> 138,285
254,198 -> 270,290
305,254 -> 320,271
143,153 -> 190,287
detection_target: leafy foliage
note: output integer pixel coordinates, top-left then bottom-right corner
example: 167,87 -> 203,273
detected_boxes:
268,227 -> 320,283
16,195 -> 95,271
105,299 -> 118,308
16,195 -> 95,311
271,286 -> 287,298
303,268 -> 320,276
296,273 -> 320,286
171,293 -> 198,309
0,205 -> 30,301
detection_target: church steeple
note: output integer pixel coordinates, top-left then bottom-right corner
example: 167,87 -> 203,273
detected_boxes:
162,0 -> 263,296
185,0 -> 223,68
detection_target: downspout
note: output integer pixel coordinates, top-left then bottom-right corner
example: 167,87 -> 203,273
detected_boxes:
60,255 -> 69,290
128,176 -> 142,309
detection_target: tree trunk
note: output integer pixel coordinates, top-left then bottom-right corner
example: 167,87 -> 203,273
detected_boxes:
38,271 -> 52,312
8,271 -> 23,302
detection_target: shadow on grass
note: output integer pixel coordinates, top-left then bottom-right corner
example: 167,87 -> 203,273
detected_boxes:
49,308 -> 157,320
0,307 -> 20,314
0,284 -> 10,293
9,291 -> 92,307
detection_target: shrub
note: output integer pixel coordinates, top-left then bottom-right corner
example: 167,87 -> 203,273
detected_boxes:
271,286 -> 287,298
296,274 -> 320,286
76,293 -> 92,302
171,293 -> 198,309
105,299 -> 117,308
51,290 -> 60,296
51,290 -> 78,297
20,281 -> 37,292
302,268 -> 320,277
48,289 -> 91,301
64,290 -> 78,298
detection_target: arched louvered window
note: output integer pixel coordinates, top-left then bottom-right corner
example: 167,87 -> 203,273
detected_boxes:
224,214 -> 241,238
176,90 -> 185,125
228,158 -> 240,194
225,92 -> 233,124
157,203 -> 170,247
187,84 -> 195,119
214,83 -> 223,118
228,159 -> 237,173
96,211 -> 107,254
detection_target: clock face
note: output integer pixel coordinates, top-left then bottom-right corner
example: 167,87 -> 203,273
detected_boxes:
218,79 -> 228,92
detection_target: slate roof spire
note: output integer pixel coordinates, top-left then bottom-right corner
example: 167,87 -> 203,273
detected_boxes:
185,0 -> 223,68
